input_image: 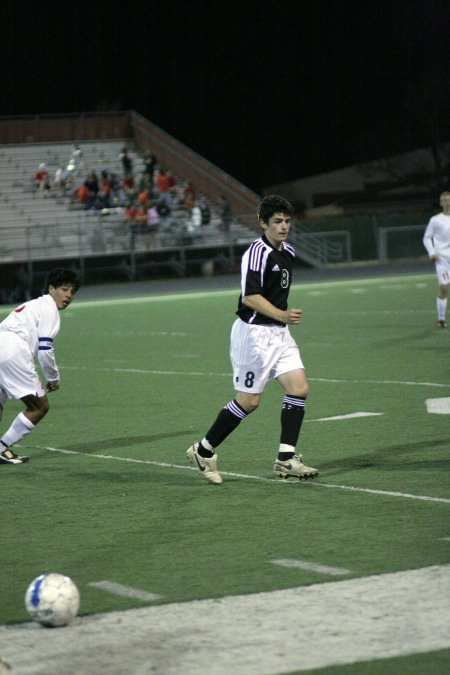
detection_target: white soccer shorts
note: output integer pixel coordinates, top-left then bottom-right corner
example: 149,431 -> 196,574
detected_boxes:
230,319 -> 304,394
0,333 -> 45,400
436,261 -> 450,286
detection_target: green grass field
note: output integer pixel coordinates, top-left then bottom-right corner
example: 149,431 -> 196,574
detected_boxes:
1,270 -> 449,672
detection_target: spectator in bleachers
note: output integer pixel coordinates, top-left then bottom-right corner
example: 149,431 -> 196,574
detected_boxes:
156,199 -> 171,218
147,203 -> 160,228
125,199 -> 150,249
183,180 -> 196,214
145,203 -> 160,248
123,173 -> 137,202
119,146 -> 133,177
190,204 -> 202,228
200,197 -> 211,225
156,168 -> 173,213
219,195 -> 233,232
125,200 -> 138,222
138,170 -> 153,206
137,187 -> 150,208
54,165 -> 69,192
98,170 -> 112,208
73,171 -> 98,209
108,173 -> 122,203
75,182 -> 90,207
84,171 -> 99,195
143,151 -> 157,178
34,164 -> 50,192
67,144 -> 83,177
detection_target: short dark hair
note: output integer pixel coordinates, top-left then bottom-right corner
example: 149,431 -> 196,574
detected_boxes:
45,268 -> 80,293
257,195 -> 293,224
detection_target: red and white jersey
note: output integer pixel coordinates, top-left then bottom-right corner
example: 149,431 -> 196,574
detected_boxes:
423,213 -> 450,265
0,294 -> 60,381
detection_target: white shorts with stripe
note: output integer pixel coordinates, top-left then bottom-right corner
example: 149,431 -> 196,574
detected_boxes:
230,319 -> 304,394
436,260 -> 450,286
0,333 -> 45,401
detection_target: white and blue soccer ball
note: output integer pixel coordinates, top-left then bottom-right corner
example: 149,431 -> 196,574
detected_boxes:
25,572 -> 80,627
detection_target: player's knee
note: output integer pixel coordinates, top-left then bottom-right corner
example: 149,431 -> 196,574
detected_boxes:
236,393 -> 261,413
291,382 -> 309,398
245,399 -> 260,413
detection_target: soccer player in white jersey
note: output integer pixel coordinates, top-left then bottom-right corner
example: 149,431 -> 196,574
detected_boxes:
187,194 -> 319,484
423,191 -> 450,328
0,268 -> 80,464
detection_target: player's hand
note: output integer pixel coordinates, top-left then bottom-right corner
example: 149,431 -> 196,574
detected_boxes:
430,254 -> 439,261
46,381 -> 60,393
284,308 -> 303,324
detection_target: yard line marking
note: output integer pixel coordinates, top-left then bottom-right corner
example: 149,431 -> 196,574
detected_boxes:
0,274 -> 436,318
270,559 -> 351,576
62,365 -> 230,378
65,273 -> 436,308
89,581 -> 161,602
315,482 -> 450,504
426,397 -> 450,414
61,365 -> 450,389
309,412 -> 383,421
439,537 -> 450,541
42,447 -> 450,504
310,377 -> 450,388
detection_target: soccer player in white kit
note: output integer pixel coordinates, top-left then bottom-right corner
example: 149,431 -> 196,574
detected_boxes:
0,269 -> 80,464
423,191 -> 450,328
187,195 -> 319,484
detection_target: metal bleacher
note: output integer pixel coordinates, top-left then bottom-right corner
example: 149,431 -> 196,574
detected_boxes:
0,140 -> 256,289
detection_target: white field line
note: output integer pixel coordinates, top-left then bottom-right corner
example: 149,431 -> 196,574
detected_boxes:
1,565 -> 449,674
309,412 -> 384,421
426,397 -> 450,414
270,559 -> 352,575
55,273 -> 436,311
0,272 -> 427,314
61,365 -> 450,389
88,581 -> 161,602
41,446 -> 450,504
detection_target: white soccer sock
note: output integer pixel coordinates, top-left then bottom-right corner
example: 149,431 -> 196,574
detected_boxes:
437,298 -> 447,321
0,412 -> 35,450
278,443 -> 296,455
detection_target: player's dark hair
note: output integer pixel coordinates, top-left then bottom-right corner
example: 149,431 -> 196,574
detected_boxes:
45,268 -> 80,293
257,195 -> 293,224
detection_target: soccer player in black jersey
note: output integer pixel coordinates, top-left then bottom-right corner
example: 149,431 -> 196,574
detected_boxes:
187,195 -> 319,484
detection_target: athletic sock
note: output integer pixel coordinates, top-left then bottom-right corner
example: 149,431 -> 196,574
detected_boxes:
198,400 -> 249,456
437,297 -> 447,321
278,395 -> 306,459
0,412 -> 35,450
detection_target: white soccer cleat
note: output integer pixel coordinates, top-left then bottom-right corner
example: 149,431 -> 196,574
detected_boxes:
0,448 -> 30,465
273,454 -> 319,480
187,443 -> 222,484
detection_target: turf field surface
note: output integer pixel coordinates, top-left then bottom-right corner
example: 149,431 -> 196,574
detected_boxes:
0,269 -> 449,673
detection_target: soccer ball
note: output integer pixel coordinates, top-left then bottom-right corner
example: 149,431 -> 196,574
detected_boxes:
25,572 -> 80,627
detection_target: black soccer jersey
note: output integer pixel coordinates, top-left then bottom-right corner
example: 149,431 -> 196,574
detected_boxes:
236,235 -> 295,326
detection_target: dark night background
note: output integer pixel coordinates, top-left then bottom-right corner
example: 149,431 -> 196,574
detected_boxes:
1,0 -> 450,193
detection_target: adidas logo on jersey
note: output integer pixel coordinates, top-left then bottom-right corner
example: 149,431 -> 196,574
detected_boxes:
272,264 -> 280,271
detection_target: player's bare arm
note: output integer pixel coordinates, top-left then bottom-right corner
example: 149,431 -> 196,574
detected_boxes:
243,294 -> 303,324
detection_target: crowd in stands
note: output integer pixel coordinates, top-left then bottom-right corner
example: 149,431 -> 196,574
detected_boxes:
32,144 -> 233,249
